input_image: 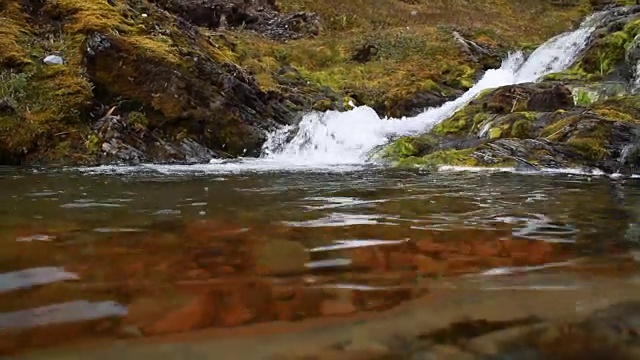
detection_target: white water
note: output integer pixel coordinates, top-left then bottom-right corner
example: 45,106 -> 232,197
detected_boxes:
80,12 -> 606,175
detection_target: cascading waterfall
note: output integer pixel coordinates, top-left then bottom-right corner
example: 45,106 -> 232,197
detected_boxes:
250,11 -> 605,169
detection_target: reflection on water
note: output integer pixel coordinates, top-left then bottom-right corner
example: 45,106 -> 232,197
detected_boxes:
0,300 -> 127,331
0,267 -> 79,293
0,167 -> 639,355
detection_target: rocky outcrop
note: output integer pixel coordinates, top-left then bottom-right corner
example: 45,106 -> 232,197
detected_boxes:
150,0 -> 320,40
374,82 -> 640,174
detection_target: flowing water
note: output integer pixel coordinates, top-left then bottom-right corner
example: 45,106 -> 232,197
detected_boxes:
3,8 -> 640,360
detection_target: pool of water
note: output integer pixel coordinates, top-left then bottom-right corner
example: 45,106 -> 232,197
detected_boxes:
1,165 -> 640,356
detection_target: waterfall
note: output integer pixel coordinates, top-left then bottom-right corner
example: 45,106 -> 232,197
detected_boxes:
251,11 -> 605,168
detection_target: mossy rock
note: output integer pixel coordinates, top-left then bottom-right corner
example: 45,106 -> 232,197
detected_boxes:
395,148 -> 480,168
433,83 -> 572,137
373,134 -> 438,161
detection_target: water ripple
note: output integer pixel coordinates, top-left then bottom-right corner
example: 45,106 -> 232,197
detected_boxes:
0,300 -> 128,330
0,267 -> 79,293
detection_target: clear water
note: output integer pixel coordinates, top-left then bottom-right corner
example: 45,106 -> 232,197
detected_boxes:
1,166 -> 640,356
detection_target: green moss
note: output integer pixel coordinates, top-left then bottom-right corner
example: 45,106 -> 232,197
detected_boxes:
312,99 -> 332,111
511,118 -> 533,138
475,87 -> 496,102
343,96 -> 356,110
391,148 -> 480,168
588,94 -> 640,123
420,148 -> 479,167
566,137 -> 609,161
128,111 -> 149,130
488,127 -> 502,139
574,89 -> 593,106
84,134 -> 102,154
45,0 -> 136,34
541,115 -> 580,140
377,135 -> 436,160
433,104 -> 483,136
577,20 -> 640,76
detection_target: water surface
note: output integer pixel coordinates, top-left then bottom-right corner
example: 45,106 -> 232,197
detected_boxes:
1,166 -> 640,355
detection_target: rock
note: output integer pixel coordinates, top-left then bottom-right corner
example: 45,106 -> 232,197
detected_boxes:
379,77 -> 640,174
143,293 -> 217,335
254,240 -> 309,276
490,301 -> 640,360
352,44 -> 378,63
321,299 -> 356,316
117,325 -> 143,338
0,98 -> 15,115
419,345 -> 475,360
558,5 -> 640,80
481,83 -> 574,114
43,55 -> 63,65
627,34 -> 640,92
152,0 -> 320,40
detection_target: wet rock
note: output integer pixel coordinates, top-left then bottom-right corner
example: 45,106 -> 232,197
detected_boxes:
379,77 -> 640,173
321,299 -> 356,316
255,239 -> 309,276
417,345 -> 475,360
490,302 -> 640,360
382,90 -> 461,118
481,83 -> 574,113
566,81 -> 629,105
79,18 -> 298,163
90,114 -> 216,164
626,34 -> 640,92
143,293 -> 217,335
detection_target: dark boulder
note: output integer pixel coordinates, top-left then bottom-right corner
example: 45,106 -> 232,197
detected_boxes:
151,0 -> 320,40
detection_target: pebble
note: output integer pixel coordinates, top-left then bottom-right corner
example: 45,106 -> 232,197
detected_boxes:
43,55 -> 64,65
